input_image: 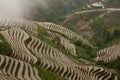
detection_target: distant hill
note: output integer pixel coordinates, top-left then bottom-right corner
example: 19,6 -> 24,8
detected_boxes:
30,0 -> 120,22
31,0 -> 89,22
102,0 -> 120,8
61,9 -> 120,38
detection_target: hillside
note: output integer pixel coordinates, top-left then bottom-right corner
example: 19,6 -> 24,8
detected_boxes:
31,0 -> 120,23
0,17 -> 119,80
31,0 -> 89,22
61,8 -> 120,38
58,2 -> 120,79
0,0 -> 120,80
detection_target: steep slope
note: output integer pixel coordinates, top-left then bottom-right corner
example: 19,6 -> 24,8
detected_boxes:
0,17 -> 118,80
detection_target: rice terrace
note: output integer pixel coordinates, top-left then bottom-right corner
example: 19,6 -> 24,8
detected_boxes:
0,0 -> 120,80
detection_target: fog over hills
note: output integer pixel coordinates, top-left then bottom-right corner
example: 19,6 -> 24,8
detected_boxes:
0,0 -> 49,18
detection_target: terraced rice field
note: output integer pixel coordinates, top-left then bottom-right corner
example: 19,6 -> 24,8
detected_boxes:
37,22 -> 94,48
95,43 -> 120,63
0,55 -> 41,80
0,17 -> 118,80
47,31 -> 76,56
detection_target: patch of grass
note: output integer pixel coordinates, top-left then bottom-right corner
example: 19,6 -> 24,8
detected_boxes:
76,45 -> 98,60
64,16 -> 80,32
36,23 -> 47,35
104,0 -> 120,8
30,64 -> 68,80
0,33 -> 12,56
38,67 -> 68,80
72,39 -> 98,61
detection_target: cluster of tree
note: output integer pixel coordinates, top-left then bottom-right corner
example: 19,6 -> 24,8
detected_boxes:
31,0 -> 88,23
90,17 -> 120,47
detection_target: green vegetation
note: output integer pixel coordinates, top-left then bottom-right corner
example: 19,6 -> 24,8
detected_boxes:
31,63 -> 68,80
0,33 -> 12,56
90,17 -> 108,48
38,67 -> 68,80
103,0 -> 120,8
62,11 -> 102,34
90,19 -> 120,48
33,0 -> 89,23
37,24 -> 47,35
90,17 -> 105,34
64,15 -> 84,32
73,39 -> 98,61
